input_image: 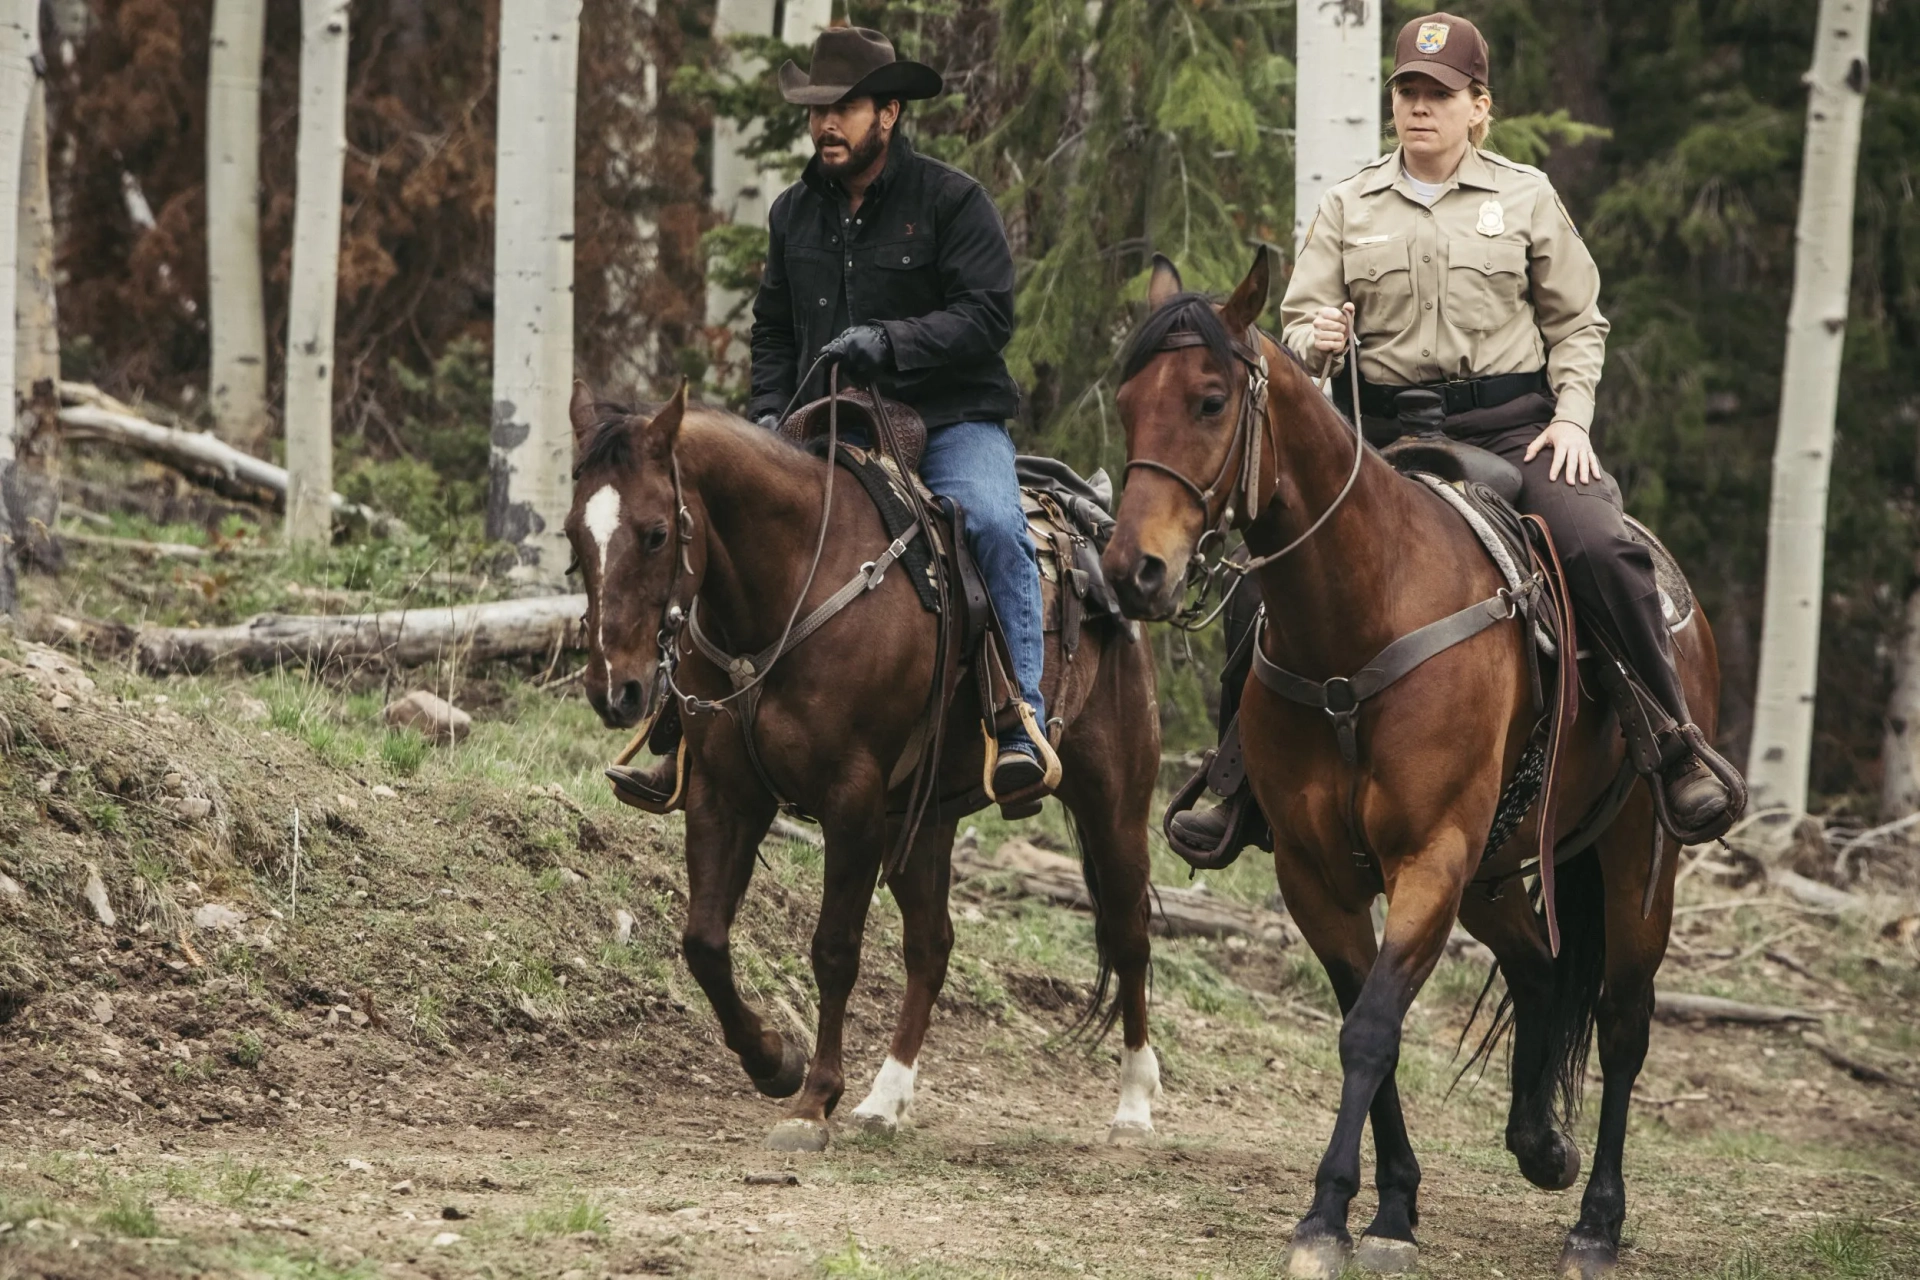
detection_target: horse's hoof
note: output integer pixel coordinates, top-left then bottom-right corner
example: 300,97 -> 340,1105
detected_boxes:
846,1107 -> 898,1135
764,1118 -> 830,1153
749,1040 -> 808,1099
1106,1120 -> 1153,1146
1285,1236 -> 1351,1280
1557,1235 -> 1617,1279
1517,1129 -> 1582,1191
1353,1236 -> 1419,1274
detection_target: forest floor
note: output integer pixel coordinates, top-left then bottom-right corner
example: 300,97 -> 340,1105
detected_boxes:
4,509 -> 1920,1280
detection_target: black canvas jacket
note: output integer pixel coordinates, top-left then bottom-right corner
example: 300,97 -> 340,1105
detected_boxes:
748,134 -> 1021,430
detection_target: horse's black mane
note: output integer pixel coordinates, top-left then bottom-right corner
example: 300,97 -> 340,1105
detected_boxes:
1118,291 -> 1236,385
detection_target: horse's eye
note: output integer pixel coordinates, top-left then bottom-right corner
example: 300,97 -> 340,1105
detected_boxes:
1200,394 -> 1228,418
642,524 -> 670,554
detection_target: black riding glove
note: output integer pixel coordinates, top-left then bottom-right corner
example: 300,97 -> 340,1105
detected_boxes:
820,324 -> 893,378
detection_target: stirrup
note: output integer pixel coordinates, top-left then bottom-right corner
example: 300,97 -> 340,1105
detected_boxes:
605,738 -> 688,815
981,701 -> 1063,818
1648,723 -> 1747,846
1163,757 -> 1267,870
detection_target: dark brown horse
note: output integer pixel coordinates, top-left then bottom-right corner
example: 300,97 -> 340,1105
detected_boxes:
1101,254 -> 1712,1279
566,380 -> 1164,1151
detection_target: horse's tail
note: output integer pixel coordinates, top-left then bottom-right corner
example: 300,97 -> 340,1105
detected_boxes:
1063,806 -> 1127,1044
1538,848 -> 1606,1125
1452,849 -> 1606,1127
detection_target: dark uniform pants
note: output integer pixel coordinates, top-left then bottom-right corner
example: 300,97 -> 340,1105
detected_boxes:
1462,420 -> 1689,723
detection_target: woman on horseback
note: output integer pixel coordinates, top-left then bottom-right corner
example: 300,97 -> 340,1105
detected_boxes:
1168,9 -> 1734,863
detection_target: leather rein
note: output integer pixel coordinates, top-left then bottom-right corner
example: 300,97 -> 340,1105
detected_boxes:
1125,324 -> 1367,631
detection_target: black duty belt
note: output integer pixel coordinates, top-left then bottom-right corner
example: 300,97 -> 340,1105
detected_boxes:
1335,369 -> 1550,421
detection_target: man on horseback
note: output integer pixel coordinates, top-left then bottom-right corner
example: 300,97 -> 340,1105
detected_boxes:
1168,10 -> 1736,864
768,28 -> 1054,800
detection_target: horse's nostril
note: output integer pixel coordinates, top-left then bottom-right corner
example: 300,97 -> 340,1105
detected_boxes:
1133,555 -> 1168,600
616,680 -> 646,717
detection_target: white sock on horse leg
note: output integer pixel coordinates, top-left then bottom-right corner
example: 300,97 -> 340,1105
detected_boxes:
850,1055 -> 918,1127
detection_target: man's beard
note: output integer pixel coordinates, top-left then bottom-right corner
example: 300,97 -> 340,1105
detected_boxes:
815,123 -> 887,179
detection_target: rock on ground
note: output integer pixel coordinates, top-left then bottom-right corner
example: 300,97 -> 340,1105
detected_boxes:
382,690 -> 472,744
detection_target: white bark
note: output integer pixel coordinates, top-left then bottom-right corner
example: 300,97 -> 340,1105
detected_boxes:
1746,0 -> 1873,815
0,2 -> 34,611
16,19 -> 53,406
703,0 -> 831,333
1293,0 -> 1380,253
282,0 -> 350,546
206,0 -> 269,449
489,0 -> 582,589
1880,566 -> 1920,817
133,595 -> 589,673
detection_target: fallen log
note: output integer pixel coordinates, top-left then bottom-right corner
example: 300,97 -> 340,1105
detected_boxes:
1767,868 -> 1869,914
955,836 -> 1293,942
57,529 -> 280,562
132,595 -> 587,673
1652,992 -> 1818,1025
57,385 -> 404,537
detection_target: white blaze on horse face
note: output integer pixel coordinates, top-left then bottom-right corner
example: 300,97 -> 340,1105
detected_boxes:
849,1055 -> 917,1129
584,484 -> 623,683
1109,1043 -> 1160,1138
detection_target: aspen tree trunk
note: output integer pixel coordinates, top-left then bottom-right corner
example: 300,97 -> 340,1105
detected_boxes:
206,0 -> 269,450
1880,560 -> 1920,818
11,6 -> 58,572
0,1 -> 34,613
1293,0 -> 1380,253
488,0 -> 582,589
282,0 -> 349,547
1745,0 -> 1873,816
703,0 -> 830,337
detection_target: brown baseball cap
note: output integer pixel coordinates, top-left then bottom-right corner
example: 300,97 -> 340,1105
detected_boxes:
1390,13 -> 1490,91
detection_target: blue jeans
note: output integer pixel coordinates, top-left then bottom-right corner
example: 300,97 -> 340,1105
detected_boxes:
919,422 -> 1046,741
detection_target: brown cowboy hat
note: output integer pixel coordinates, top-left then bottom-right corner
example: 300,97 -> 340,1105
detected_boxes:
776,27 -> 943,106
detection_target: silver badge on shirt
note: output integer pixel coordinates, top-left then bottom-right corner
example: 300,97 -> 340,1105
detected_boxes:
1476,199 -> 1505,237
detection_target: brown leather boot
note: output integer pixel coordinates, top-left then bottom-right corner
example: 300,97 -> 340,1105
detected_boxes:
1168,800 -> 1235,853
606,756 -> 684,813
1661,753 -> 1732,836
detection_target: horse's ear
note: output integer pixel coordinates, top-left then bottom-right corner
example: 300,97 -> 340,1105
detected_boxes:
643,380 -> 689,456
1147,253 -> 1183,309
1220,244 -> 1272,334
569,380 -> 599,454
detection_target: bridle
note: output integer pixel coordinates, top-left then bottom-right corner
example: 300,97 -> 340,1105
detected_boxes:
603,356 -> 845,764
1123,320 -> 1366,630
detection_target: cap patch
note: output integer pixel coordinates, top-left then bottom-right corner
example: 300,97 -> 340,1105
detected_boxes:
1415,22 -> 1450,53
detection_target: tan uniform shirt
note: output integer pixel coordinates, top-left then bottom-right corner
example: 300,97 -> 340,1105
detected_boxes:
1280,145 -> 1609,430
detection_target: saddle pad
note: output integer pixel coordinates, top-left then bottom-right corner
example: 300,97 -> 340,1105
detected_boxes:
812,441 -> 942,613
1625,516 -> 1695,631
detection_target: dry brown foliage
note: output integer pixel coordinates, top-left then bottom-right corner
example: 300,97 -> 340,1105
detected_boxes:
50,0 -> 710,446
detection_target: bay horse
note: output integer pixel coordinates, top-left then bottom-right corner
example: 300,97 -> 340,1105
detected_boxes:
1101,253 -> 1713,1279
565,380 -> 1164,1152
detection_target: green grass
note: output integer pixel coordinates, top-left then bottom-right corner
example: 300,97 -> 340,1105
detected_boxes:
95,1190 -> 159,1238
379,728 -> 429,775
229,1030 -> 266,1068
522,1194 -> 609,1238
